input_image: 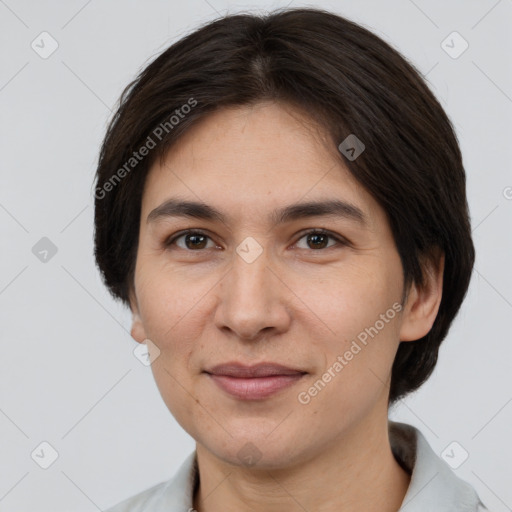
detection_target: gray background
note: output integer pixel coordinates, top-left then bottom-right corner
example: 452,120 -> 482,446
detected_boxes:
1,0 -> 511,510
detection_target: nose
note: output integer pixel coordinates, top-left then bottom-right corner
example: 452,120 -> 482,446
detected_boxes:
213,245 -> 292,341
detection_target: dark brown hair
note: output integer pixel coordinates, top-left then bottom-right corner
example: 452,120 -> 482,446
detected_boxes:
93,7 -> 475,406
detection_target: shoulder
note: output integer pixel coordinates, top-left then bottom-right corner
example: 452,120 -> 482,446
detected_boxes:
389,421 -> 491,512
103,450 -> 198,512
104,480 -> 170,512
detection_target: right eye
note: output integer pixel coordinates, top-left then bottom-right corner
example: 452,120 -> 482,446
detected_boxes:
164,230 -> 219,251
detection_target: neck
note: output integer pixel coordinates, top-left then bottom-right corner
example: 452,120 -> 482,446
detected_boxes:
192,416 -> 411,512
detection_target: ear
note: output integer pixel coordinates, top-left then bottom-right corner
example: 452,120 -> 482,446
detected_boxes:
129,290 -> 147,344
399,249 -> 445,342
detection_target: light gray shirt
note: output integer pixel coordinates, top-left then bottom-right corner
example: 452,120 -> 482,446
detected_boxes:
105,421 -> 490,511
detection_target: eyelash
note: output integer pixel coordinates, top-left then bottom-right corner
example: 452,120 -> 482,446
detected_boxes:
164,229 -> 349,251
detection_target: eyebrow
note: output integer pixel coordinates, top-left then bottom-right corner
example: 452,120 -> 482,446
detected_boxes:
147,198 -> 367,227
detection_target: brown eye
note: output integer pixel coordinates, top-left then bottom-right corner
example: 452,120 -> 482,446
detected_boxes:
306,232 -> 330,249
295,230 -> 344,250
166,231 -> 216,250
183,233 -> 208,249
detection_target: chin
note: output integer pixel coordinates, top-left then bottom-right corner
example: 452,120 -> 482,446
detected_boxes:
199,432 -> 308,471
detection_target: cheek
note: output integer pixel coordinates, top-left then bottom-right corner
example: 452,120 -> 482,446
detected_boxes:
294,261 -> 402,403
136,270 -> 211,425
294,259 -> 401,342
299,317 -> 400,434
134,272 -> 209,391
136,258 -> 212,337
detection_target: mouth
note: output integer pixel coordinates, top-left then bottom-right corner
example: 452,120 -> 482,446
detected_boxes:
204,362 -> 307,400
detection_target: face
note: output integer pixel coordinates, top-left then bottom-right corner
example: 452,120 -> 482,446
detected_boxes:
129,101 -> 426,469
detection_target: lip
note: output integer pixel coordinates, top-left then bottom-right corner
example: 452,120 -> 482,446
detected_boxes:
204,362 -> 307,400
205,362 -> 306,378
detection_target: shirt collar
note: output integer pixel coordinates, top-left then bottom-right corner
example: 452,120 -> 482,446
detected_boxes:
389,421 -> 487,511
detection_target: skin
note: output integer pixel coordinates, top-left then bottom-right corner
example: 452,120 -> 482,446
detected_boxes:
129,101 -> 444,512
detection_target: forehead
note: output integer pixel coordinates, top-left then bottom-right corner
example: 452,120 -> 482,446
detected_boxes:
141,102 -> 379,224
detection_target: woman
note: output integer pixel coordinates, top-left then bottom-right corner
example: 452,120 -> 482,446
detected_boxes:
94,7 -> 489,511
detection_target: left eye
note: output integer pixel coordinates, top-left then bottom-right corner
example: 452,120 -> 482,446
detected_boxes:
295,230 -> 343,250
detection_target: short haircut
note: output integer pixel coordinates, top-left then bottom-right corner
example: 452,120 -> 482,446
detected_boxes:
93,7 -> 475,406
